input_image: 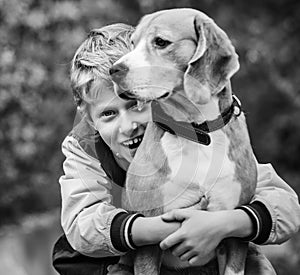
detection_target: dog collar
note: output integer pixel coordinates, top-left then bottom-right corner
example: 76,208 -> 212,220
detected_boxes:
152,95 -> 242,146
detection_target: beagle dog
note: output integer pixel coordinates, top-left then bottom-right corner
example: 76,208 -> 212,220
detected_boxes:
110,8 -> 258,275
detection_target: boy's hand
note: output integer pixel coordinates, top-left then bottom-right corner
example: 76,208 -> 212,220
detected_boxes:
159,209 -> 232,265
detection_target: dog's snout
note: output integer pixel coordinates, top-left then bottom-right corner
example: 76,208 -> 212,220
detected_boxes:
109,62 -> 128,81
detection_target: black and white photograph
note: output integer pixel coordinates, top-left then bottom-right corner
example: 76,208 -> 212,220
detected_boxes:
1,1 -> 299,274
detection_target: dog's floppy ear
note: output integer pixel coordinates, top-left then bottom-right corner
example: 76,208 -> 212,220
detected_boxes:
183,15 -> 239,104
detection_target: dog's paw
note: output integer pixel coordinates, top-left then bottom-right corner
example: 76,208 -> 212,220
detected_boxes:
107,263 -> 134,275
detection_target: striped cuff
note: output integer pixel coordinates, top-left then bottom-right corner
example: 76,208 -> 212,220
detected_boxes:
236,201 -> 272,244
110,212 -> 145,252
110,212 -> 132,252
124,213 -> 144,250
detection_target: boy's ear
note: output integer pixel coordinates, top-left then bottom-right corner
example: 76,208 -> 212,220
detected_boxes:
183,15 -> 239,104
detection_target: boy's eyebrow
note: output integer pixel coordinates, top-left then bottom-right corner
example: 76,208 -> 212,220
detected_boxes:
92,101 -> 112,114
95,99 -> 120,114
97,103 -> 115,113
94,98 -> 136,114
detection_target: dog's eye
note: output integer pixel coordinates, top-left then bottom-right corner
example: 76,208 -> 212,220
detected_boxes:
153,37 -> 171,49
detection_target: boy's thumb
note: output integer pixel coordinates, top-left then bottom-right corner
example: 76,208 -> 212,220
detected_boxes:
161,209 -> 187,222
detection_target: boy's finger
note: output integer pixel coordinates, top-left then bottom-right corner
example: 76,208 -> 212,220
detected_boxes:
160,230 -> 183,250
170,243 -> 188,257
180,250 -> 197,262
188,255 -> 199,266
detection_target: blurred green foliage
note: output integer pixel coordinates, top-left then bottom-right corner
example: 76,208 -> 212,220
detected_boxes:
0,0 -> 299,273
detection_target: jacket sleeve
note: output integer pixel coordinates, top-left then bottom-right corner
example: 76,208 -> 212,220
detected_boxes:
59,135 -> 128,257
251,162 -> 300,244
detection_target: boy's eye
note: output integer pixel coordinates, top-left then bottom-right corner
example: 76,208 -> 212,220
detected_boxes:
101,110 -> 115,117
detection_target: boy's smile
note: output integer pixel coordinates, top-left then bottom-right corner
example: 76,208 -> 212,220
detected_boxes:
122,134 -> 144,149
88,82 -> 151,165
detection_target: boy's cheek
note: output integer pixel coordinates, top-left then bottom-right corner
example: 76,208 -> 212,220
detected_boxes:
140,108 -> 152,122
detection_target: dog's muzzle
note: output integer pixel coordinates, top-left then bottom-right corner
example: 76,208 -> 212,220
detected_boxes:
109,62 -> 128,83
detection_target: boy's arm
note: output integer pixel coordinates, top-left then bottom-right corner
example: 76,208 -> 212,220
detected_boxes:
249,162 -> 300,244
60,135 -> 129,257
157,163 -> 300,264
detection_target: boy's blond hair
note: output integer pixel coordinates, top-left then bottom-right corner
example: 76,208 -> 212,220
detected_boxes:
70,23 -> 134,106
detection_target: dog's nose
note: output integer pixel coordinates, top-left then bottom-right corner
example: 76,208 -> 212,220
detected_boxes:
109,62 -> 128,82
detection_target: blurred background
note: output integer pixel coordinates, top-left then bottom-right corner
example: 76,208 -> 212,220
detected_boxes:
0,0 -> 299,274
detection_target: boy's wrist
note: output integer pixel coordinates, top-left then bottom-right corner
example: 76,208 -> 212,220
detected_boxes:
223,209 -> 253,239
131,216 -> 180,246
131,216 -> 148,246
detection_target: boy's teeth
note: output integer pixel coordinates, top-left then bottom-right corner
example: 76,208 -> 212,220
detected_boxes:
123,136 -> 142,146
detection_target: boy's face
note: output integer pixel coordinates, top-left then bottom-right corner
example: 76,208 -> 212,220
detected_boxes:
88,82 -> 151,164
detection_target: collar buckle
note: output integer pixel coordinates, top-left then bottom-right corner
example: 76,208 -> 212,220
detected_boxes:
232,95 -> 242,117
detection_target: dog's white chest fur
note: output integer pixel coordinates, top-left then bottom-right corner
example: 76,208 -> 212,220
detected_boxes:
161,130 -> 242,212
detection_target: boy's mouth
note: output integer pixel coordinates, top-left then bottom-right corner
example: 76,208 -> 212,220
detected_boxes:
122,134 -> 144,149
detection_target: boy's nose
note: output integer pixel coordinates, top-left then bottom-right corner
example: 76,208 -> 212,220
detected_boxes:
119,123 -> 133,135
118,117 -> 131,134
118,115 -> 137,136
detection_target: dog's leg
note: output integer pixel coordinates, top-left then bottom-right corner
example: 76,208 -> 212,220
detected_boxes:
244,244 -> 276,275
123,123 -> 168,275
108,252 -> 135,275
134,245 -> 162,275
217,241 -> 277,275
217,242 -> 227,275
221,239 -> 248,275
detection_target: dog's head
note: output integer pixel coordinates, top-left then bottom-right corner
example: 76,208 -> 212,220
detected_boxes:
110,8 -> 239,105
